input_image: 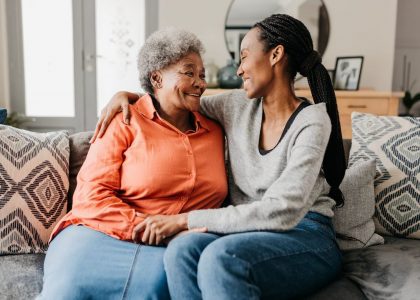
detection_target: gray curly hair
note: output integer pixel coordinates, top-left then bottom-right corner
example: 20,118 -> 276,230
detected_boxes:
138,28 -> 205,94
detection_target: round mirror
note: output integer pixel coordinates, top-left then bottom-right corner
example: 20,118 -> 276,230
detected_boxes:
224,0 -> 330,62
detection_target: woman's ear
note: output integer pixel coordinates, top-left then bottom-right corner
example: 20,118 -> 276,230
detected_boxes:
270,45 -> 285,66
150,71 -> 163,89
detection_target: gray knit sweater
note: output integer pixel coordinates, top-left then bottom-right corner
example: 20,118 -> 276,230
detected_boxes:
187,89 -> 336,234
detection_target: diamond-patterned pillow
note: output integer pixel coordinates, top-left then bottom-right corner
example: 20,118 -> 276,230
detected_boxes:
349,112 -> 420,239
0,125 -> 69,254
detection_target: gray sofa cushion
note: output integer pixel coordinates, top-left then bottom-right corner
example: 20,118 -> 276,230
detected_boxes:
0,254 -> 44,299
306,277 -> 367,300
333,159 -> 384,250
343,236 -> 420,299
68,131 -> 93,211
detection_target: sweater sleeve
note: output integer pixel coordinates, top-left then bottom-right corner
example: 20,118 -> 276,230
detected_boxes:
200,90 -> 242,124
70,113 -> 144,240
188,120 -> 331,233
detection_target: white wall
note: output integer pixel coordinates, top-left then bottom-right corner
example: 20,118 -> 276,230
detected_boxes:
159,0 -> 231,68
0,0 -> 9,109
159,0 -> 398,91
392,0 -> 420,94
323,0 -> 397,91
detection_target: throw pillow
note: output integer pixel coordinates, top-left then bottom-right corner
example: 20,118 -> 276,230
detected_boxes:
333,159 -> 384,251
349,112 -> 420,238
0,125 -> 69,254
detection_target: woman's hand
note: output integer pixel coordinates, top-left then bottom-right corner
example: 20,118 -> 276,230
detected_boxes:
132,213 -> 190,246
90,91 -> 142,143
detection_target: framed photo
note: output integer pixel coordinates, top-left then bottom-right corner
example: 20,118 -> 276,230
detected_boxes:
333,56 -> 364,90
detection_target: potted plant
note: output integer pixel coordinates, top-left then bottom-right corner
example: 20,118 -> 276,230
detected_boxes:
400,55 -> 420,117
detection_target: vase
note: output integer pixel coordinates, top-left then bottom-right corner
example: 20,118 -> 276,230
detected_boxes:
204,60 -> 219,88
0,108 -> 7,124
217,59 -> 243,89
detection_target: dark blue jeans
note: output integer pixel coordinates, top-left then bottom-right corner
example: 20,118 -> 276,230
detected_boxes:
164,212 -> 342,300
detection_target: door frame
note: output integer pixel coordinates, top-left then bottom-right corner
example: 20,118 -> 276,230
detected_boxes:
6,0 -> 158,133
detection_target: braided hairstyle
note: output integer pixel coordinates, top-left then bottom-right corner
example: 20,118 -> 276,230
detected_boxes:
255,14 -> 346,206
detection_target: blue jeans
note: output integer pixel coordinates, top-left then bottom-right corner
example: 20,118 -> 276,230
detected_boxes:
164,212 -> 342,300
38,225 -> 170,300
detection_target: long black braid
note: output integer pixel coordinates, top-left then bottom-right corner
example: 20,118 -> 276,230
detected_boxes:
255,14 -> 346,206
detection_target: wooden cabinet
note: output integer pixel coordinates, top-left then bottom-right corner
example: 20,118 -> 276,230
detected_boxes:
203,89 -> 403,139
295,90 -> 403,138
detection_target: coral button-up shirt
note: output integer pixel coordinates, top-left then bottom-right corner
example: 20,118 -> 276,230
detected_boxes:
51,94 -> 228,241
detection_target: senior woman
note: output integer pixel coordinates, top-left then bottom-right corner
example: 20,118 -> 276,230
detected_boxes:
38,28 -> 227,300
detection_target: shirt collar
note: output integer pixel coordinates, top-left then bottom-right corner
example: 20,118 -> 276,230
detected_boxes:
191,111 -> 210,132
134,93 -> 210,131
134,93 -> 157,120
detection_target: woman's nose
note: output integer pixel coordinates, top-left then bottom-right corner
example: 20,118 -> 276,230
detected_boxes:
194,77 -> 207,89
237,64 -> 243,77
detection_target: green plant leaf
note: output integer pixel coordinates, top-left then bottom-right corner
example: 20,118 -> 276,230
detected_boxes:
403,91 -> 412,108
412,93 -> 420,102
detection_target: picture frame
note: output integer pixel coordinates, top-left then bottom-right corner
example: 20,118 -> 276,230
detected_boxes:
333,56 -> 364,90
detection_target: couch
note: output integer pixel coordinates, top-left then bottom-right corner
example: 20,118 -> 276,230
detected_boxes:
0,130 -> 418,300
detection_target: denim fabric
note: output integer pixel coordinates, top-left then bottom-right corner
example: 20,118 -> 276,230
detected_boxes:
38,225 -> 170,300
164,212 -> 342,300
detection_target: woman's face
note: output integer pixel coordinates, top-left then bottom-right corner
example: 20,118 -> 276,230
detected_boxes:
237,28 -> 274,99
157,52 -> 206,112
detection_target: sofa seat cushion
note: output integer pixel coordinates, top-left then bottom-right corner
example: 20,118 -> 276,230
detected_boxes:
343,236 -> 420,299
0,253 -> 45,299
305,276 -> 367,300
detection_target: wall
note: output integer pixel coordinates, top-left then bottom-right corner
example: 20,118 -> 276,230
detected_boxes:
392,0 -> 420,94
159,0 -> 231,68
159,0 -> 398,91
323,0 -> 397,91
0,0 -> 401,100
0,0 -> 9,109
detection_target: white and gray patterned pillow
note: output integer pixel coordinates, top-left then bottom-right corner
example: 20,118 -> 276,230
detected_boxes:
0,125 -> 69,254
349,112 -> 420,239
333,159 -> 384,251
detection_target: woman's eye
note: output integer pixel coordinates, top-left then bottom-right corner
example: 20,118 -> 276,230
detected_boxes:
200,74 -> 206,80
185,72 -> 194,77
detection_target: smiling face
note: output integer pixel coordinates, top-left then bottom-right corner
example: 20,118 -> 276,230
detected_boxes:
153,52 -> 207,112
237,27 -> 280,99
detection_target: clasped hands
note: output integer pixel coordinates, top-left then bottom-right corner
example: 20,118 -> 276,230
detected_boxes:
132,212 -> 206,246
